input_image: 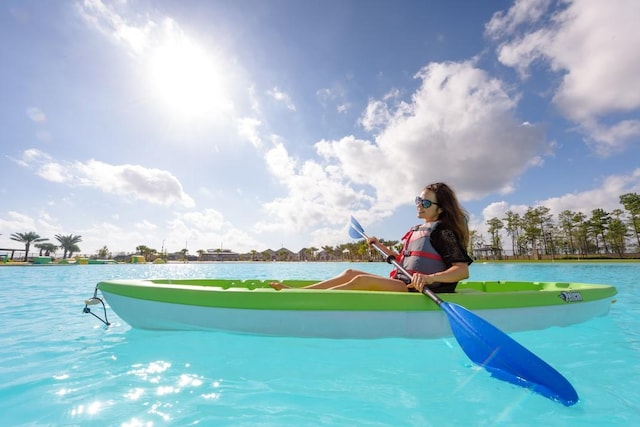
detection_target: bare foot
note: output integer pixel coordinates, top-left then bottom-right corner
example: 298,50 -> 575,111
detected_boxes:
269,282 -> 290,290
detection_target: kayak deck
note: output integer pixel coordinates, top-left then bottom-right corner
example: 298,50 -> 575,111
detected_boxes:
95,279 -> 617,311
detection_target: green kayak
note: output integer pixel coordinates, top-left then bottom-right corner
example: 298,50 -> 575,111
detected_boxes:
85,279 -> 617,338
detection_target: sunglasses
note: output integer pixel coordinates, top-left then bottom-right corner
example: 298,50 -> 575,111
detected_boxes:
415,196 -> 439,208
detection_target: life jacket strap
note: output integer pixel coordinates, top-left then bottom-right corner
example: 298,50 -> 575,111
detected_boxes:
403,250 -> 443,261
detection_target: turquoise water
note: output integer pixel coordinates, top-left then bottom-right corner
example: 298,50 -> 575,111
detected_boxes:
1,262 -> 638,426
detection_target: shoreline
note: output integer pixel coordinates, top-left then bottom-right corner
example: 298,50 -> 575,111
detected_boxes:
2,258 -> 640,267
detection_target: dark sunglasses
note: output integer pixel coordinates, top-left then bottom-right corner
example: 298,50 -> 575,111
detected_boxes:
415,196 -> 439,208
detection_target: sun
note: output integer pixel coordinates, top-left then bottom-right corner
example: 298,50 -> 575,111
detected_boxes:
147,37 -> 232,120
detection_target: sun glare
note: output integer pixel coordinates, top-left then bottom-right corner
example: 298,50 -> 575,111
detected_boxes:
148,38 -> 232,120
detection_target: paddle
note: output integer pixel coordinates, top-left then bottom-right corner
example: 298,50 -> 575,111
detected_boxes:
348,216 -> 579,406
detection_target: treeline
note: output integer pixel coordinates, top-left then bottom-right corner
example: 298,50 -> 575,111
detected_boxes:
135,242 -> 401,262
477,192 -> 640,259
292,240 -> 401,262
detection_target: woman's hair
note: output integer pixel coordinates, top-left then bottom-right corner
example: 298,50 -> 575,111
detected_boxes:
425,182 -> 470,249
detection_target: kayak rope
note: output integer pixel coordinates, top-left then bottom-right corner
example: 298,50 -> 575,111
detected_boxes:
82,288 -> 110,326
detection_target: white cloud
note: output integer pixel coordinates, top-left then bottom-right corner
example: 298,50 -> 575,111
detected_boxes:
76,160 -> 195,207
359,99 -> 393,131
580,119 -> 640,157
254,61 -> 551,236
254,141 -> 376,234
21,148 -> 49,164
485,0 -> 552,40
135,220 -> 158,231
38,162 -> 70,183
0,211 -> 37,233
541,168 -> 640,215
317,86 -> 350,114
474,168 -> 640,241
359,89 -> 400,131
77,0 -> 155,55
488,0 -> 640,155
370,61 -> 549,201
78,221 -> 153,255
166,208 -> 266,253
0,211 -> 65,250
266,87 -> 296,111
337,103 -> 349,114
14,149 -> 194,207
236,117 -> 263,148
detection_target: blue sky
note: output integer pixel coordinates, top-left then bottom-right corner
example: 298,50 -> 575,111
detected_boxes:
1,0 -> 639,256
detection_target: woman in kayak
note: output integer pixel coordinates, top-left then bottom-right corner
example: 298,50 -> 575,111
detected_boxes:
271,182 -> 473,293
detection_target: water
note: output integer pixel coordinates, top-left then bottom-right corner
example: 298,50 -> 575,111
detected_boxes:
0,262 -> 638,426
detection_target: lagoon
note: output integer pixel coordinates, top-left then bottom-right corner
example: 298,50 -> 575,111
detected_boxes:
1,262 -> 638,426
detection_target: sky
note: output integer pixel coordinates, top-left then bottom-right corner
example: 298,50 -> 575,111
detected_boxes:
1,0 -> 640,257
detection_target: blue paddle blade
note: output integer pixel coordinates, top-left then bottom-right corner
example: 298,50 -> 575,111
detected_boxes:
349,216 -> 366,239
441,301 -> 579,406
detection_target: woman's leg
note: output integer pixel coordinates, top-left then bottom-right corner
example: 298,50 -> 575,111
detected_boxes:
301,269 -> 369,289
270,269 -> 368,290
329,274 -> 409,292
270,269 -> 408,292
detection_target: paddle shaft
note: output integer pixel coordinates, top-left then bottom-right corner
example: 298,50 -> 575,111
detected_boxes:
351,227 -> 444,305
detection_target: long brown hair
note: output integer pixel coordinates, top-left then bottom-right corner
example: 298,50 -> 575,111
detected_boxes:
425,182 -> 470,249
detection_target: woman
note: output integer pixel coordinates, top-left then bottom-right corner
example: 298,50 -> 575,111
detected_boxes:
271,182 -> 473,293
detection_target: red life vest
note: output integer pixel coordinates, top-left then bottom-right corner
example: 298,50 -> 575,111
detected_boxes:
390,222 -> 446,282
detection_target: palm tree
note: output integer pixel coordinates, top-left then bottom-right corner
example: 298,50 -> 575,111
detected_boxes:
35,242 -> 58,257
136,245 -> 157,261
55,234 -> 83,259
10,232 -> 48,261
68,244 -> 81,258
96,245 -> 110,259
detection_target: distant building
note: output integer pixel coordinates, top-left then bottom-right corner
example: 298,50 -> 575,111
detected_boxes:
201,249 -> 241,261
274,247 -> 295,261
474,245 -> 504,260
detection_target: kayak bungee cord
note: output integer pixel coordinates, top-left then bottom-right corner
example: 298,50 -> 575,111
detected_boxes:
82,288 -> 110,326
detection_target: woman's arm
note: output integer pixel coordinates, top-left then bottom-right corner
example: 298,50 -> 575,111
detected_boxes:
427,262 -> 469,284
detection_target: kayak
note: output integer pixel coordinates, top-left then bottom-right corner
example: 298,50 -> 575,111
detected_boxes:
85,278 -> 617,339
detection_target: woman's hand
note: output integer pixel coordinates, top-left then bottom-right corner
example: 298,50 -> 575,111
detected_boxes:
366,236 -> 380,246
410,273 -> 433,292
367,236 -> 397,259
